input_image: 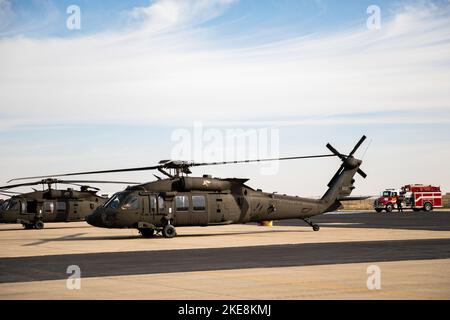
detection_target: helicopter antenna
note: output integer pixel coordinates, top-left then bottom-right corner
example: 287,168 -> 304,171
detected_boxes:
361,138 -> 372,160
7,153 -> 341,181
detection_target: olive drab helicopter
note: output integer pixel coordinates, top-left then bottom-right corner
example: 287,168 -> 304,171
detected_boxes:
0,178 -> 139,229
8,136 -> 368,237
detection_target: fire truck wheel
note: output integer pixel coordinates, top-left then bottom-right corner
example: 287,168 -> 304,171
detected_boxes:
375,208 -> 383,213
385,203 -> 393,213
423,202 -> 433,212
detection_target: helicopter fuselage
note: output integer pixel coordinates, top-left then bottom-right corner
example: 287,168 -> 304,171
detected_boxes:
0,189 -> 107,228
86,176 -> 340,231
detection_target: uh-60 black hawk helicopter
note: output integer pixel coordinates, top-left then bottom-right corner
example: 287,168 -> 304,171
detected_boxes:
0,179 -> 139,229
8,136 -> 368,238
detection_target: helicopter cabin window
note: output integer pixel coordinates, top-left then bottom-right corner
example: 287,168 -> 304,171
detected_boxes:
56,202 -> 67,212
20,202 -> 26,213
175,195 -> 189,212
158,196 -> 165,213
150,195 -> 157,214
121,196 -> 140,210
192,196 -> 206,211
43,201 -> 54,213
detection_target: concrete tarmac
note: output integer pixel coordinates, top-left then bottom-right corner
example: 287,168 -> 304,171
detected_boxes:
1,210 -> 450,299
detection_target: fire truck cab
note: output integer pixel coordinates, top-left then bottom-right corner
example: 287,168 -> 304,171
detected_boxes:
373,188 -> 400,213
374,184 -> 442,213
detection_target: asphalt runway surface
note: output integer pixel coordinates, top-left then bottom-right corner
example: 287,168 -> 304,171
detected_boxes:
278,210 -> 450,231
1,210 -> 449,299
1,238 -> 449,283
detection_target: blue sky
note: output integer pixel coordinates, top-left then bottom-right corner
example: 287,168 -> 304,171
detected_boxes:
2,0 -> 442,38
0,0 -> 450,197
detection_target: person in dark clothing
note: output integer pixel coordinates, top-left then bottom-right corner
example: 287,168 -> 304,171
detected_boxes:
396,195 -> 404,212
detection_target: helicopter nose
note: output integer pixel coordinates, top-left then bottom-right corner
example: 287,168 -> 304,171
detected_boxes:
85,212 -> 102,227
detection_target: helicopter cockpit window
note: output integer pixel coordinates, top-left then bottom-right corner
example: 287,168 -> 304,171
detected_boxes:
175,195 -> 189,212
0,200 -> 10,211
7,200 -> 19,211
104,193 -> 126,209
192,196 -> 206,211
121,196 -> 140,210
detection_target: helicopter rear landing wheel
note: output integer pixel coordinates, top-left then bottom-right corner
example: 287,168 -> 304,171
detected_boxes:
302,218 -> 320,232
162,223 -> 177,238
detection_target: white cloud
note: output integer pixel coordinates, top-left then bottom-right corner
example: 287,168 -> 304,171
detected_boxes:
128,0 -> 237,33
0,1 -> 449,131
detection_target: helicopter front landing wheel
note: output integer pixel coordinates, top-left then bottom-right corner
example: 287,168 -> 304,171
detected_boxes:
302,218 -> 320,232
34,221 -> 44,229
162,224 -> 177,238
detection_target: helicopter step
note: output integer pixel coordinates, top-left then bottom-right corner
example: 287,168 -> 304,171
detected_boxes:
137,221 -> 177,238
302,218 -> 320,232
137,222 -> 156,238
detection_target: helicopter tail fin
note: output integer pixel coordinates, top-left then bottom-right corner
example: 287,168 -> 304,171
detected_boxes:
320,161 -> 362,212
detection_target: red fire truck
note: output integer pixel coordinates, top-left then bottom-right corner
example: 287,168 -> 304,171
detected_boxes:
374,184 -> 442,212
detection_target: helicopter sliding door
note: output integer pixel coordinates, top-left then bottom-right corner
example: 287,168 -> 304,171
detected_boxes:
191,194 -> 208,226
143,194 -> 166,225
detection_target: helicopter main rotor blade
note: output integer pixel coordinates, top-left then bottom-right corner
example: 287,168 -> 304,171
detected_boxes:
1,179 -> 141,189
58,180 -> 141,185
8,167 -> 161,183
0,190 -> 23,195
8,154 -> 339,182
190,154 -> 339,167
0,181 -> 46,190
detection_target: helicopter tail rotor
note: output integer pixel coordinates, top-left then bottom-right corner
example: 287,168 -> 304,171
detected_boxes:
326,135 -> 367,188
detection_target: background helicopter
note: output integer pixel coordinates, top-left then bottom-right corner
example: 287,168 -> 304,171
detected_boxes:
9,136 -> 368,237
0,178 -> 139,229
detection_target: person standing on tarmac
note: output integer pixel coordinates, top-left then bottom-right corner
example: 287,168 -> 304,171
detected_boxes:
396,194 -> 404,212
